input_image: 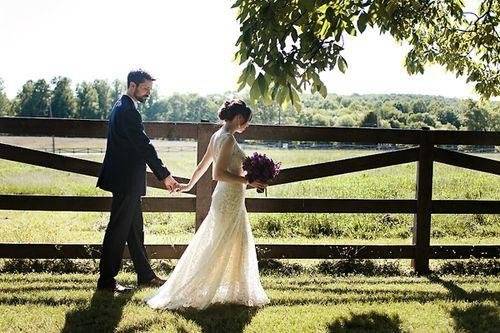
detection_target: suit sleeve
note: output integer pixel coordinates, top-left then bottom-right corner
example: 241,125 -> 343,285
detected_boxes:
121,107 -> 171,181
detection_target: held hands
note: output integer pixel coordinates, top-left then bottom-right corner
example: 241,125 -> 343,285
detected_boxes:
176,183 -> 193,193
163,175 -> 180,193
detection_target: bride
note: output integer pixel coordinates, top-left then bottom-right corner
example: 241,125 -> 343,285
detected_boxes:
146,99 -> 270,310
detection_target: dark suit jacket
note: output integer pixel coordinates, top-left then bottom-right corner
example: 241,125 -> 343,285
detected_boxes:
97,95 -> 170,196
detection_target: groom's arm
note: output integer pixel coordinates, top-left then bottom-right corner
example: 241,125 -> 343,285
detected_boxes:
121,107 -> 171,181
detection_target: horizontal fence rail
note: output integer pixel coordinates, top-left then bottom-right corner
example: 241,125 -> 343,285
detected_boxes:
0,117 -> 499,274
1,195 -> 498,214
270,148 -> 419,185
0,143 -> 194,194
1,116 -> 499,144
0,244 -> 497,260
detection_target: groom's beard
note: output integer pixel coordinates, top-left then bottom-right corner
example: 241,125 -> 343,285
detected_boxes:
135,94 -> 149,103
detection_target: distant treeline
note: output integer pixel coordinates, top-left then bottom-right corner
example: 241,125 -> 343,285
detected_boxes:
0,77 -> 499,131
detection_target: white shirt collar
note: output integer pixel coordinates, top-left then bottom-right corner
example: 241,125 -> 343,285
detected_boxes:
126,94 -> 139,109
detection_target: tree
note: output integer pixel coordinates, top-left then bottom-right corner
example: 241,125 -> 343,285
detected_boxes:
51,77 -> 76,118
412,100 -> 428,114
408,113 -> 436,128
490,107 -> 500,131
436,108 -> 461,129
360,111 -> 379,127
184,94 -> 218,122
463,100 -> 490,131
165,94 -> 190,121
0,78 -> 12,116
233,0 -> 500,108
13,79 -> 51,117
255,102 -> 285,124
93,80 -> 112,119
76,82 -> 100,119
394,101 -> 410,113
110,79 -> 125,105
143,99 -> 170,121
335,114 -> 356,127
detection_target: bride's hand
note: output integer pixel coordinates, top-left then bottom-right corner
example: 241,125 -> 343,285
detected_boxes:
248,180 -> 267,190
177,183 -> 193,192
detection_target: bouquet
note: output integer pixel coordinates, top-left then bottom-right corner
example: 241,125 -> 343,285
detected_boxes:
242,152 -> 281,194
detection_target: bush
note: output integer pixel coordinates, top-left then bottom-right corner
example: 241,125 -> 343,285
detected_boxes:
436,259 -> 500,276
258,259 -> 304,276
316,259 -> 403,276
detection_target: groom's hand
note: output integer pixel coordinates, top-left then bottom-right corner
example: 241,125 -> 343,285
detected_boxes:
163,175 -> 180,193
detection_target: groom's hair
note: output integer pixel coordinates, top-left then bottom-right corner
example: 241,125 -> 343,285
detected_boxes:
127,69 -> 156,87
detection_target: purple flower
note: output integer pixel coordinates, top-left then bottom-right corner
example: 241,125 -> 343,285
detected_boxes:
243,152 -> 281,183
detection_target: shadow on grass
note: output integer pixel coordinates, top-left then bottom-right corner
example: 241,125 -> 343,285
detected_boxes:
170,304 -> 258,333
115,303 -> 259,333
427,274 -> 471,301
428,275 -> 500,333
450,305 -> 499,333
327,310 -> 403,333
62,290 -> 134,333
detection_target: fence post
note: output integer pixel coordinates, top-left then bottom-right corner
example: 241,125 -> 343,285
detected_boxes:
195,123 -> 214,231
411,127 -> 434,275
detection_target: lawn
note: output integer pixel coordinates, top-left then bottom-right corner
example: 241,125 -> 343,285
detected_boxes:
0,272 -> 498,332
0,137 -> 499,332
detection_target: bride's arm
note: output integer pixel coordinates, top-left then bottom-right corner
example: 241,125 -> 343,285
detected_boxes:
212,135 -> 248,185
213,135 -> 267,190
180,136 -> 215,191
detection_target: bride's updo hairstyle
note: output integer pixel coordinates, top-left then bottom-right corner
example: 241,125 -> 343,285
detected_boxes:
218,99 -> 252,123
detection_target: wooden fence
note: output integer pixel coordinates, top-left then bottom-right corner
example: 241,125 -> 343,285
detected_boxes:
0,117 -> 499,274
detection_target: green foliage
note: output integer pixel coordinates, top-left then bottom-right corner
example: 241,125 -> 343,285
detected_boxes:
463,99 -> 495,131
412,100 -> 428,113
0,78 -> 12,116
13,79 -> 51,117
50,77 -> 77,118
141,93 -> 222,122
76,82 -> 100,119
92,79 -> 112,119
110,79 -> 125,105
2,75 -> 498,131
233,0 -> 500,108
360,110 -> 379,127
437,108 -> 461,129
408,112 -> 436,128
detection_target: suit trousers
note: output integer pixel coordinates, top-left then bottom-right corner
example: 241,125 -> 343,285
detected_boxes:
98,193 -> 155,287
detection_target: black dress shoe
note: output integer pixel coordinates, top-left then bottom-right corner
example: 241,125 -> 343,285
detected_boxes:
97,282 -> 134,293
138,276 -> 166,288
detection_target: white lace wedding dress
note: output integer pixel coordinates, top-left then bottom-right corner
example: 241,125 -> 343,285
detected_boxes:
146,129 -> 270,310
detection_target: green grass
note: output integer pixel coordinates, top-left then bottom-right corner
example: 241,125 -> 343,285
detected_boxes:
0,138 -> 498,332
0,272 -> 498,332
0,143 -> 499,244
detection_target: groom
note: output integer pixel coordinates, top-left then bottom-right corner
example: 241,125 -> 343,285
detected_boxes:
96,69 -> 179,292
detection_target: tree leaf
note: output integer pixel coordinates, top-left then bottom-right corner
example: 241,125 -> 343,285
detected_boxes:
357,12 -> 368,33
257,73 -> 268,96
338,56 -> 348,73
246,64 -> 256,86
319,82 -> 328,98
298,0 -> 315,11
249,79 -> 261,102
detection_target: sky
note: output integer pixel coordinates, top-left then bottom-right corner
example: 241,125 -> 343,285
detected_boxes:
0,0 -> 485,100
